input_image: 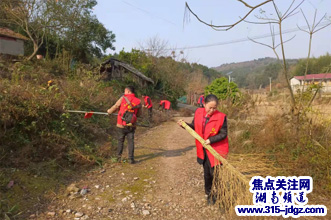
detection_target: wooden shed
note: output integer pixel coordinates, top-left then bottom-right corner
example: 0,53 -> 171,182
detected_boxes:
100,58 -> 154,86
0,28 -> 29,56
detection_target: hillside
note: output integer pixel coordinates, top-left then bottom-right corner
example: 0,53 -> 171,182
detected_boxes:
212,57 -> 298,89
213,57 -> 278,73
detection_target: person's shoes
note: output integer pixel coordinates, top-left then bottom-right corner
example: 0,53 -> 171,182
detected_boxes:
206,194 -> 216,205
116,156 -> 122,163
129,159 -> 136,164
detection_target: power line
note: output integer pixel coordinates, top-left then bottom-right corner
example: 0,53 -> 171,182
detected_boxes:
121,0 -> 177,26
145,21 -> 330,51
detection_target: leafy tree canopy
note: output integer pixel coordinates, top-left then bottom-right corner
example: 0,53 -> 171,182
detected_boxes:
0,0 -> 115,62
292,53 -> 331,76
205,77 -> 239,101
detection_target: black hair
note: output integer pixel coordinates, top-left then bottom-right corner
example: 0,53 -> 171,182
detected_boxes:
126,85 -> 135,94
205,94 -> 218,104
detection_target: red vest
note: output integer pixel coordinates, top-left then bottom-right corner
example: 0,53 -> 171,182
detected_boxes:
117,94 -> 141,125
160,100 -> 171,110
144,96 -> 153,108
198,95 -> 204,104
194,108 -> 229,167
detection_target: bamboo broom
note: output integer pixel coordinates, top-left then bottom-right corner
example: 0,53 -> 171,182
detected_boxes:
179,121 -> 252,215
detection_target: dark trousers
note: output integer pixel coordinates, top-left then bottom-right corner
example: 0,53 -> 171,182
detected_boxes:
148,107 -> 153,119
117,127 -> 135,160
203,156 -> 214,195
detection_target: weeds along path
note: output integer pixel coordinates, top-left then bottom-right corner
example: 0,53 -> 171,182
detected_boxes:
34,117 -> 306,220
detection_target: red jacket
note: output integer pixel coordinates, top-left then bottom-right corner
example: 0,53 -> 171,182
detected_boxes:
117,94 -> 141,126
194,108 -> 229,167
144,96 -> 153,108
160,100 -> 171,110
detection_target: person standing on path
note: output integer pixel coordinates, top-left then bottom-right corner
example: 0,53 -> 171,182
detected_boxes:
177,94 -> 228,204
198,94 -> 205,108
142,94 -> 153,120
107,86 -> 142,164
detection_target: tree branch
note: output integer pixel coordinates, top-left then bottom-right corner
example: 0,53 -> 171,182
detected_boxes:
282,0 -> 296,19
275,35 -> 296,48
248,37 -> 273,49
236,0 -> 253,9
296,24 -> 309,33
314,22 -> 331,33
185,0 -> 273,31
242,19 -> 278,25
283,0 -> 305,20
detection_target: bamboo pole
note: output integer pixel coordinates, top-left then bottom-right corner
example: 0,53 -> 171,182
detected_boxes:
179,121 -> 249,185
66,110 -> 115,115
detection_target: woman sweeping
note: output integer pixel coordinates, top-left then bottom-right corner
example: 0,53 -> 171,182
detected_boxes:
178,94 -> 229,205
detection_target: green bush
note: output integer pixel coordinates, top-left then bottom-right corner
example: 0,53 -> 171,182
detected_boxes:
205,77 -> 240,102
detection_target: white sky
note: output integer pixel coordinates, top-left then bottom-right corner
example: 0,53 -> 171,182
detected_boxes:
94,0 -> 331,67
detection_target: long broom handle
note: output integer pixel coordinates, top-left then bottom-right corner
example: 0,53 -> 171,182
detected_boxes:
66,110 -> 151,127
179,120 -> 249,185
66,110 -> 118,116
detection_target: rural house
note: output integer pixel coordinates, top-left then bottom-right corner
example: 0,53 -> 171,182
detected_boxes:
290,73 -> 331,93
0,28 -> 29,56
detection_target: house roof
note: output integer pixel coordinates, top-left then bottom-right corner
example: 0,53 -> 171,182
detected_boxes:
0,28 -> 29,41
293,73 -> 331,81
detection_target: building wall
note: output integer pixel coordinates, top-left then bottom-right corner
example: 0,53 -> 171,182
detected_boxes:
292,79 -> 331,93
290,78 -> 302,93
324,79 -> 331,92
290,78 -> 301,86
0,37 -> 24,56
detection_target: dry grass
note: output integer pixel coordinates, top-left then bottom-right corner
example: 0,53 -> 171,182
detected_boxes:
228,93 -> 331,195
178,108 -> 194,117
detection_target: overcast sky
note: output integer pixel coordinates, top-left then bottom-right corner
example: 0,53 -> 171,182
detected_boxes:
94,0 -> 331,68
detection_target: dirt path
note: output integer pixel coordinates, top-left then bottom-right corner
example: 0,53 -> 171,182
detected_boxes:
33,117 -> 329,220
32,117 -> 223,220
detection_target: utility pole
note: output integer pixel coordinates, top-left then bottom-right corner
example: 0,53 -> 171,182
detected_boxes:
226,71 -> 233,83
269,77 -> 272,92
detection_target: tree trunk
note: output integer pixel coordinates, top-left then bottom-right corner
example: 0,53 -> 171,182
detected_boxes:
27,40 -> 39,61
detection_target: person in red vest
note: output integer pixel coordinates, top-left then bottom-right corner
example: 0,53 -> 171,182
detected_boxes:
198,94 -> 205,107
142,94 -> 153,119
159,100 -> 171,111
177,94 -> 228,205
107,86 -> 141,164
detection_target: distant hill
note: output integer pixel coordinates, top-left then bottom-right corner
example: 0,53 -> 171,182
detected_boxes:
213,57 -> 278,73
212,57 -> 298,89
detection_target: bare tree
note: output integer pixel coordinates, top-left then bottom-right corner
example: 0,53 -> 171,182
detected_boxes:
297,9 -> 331,108
243,0 -> 305,111
298,9 -> 331,77
140,35 -> 169,57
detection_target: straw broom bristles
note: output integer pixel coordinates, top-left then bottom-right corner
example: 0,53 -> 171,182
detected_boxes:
180,121 -> 252,215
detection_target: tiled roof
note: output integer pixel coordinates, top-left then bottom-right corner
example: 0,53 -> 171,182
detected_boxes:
294,73 -> 331,80
0,27 -> 29,41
